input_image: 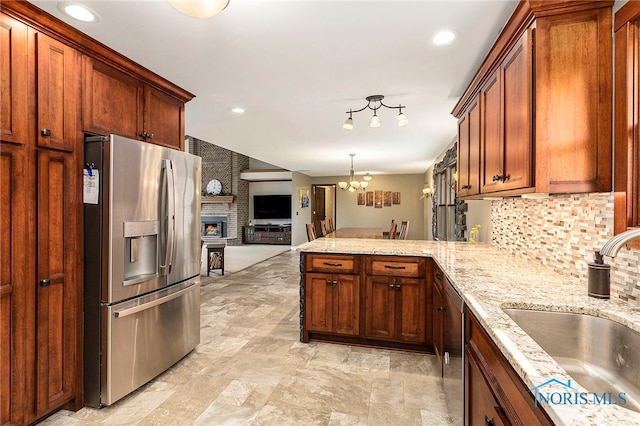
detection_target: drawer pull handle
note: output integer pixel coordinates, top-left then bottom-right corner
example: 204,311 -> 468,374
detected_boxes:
323,262 -> 343,267
384,265 -> 406,269
435,274 -> 442,281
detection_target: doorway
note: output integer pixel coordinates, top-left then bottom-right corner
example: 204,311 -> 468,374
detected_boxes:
311,184 -> 336,236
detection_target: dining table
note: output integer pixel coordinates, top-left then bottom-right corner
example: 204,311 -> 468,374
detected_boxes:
323,227 -> 384,239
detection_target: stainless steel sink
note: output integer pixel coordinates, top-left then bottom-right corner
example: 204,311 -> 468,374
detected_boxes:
503,308 -> 640,413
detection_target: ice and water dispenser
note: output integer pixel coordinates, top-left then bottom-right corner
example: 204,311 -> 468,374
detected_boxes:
123,220 -> 159,284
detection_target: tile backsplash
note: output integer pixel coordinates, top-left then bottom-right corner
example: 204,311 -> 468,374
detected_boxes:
491,193 -> 640,304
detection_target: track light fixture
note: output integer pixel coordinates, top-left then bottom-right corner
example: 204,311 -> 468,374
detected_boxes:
343,95 -> 408,130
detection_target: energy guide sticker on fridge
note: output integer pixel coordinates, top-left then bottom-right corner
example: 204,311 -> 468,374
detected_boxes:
83,169 -> 99,204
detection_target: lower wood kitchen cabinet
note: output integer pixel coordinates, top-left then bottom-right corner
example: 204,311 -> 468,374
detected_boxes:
304,273 -> 359,336
302,253 -> 432,351
465,308 -> 553,426
364,275 -> 426,344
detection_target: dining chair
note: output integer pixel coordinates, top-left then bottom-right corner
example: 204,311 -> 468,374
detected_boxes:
327,218 -> 334,233
387,219 -> 397,239
319,220 -> 328,236
398,220 -> 409,240
306,223 -> 317,242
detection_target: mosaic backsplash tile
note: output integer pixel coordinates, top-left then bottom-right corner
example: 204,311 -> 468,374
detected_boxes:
491,193 -> 640,304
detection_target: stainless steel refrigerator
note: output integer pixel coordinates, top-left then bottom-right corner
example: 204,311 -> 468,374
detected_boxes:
83,134 -> 201,407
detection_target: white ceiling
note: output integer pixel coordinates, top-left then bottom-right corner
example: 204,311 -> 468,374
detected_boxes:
30,0 -> 518,177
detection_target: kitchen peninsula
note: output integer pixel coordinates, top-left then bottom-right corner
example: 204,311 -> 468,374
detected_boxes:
298,238 -> 640,425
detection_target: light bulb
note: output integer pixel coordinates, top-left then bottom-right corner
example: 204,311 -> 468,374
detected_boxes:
398,113 -> 408,127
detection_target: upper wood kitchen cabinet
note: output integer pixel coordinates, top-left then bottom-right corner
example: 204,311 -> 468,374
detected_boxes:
453,0 -> 613,198
83,57 -> 189,150
456,97 -> 480,198
614,2 -> 640,234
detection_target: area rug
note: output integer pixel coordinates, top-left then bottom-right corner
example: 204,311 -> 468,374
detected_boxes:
200,244 -> 290,276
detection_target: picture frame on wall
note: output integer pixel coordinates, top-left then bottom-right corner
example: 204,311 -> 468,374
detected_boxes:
374,190 -> 383,208
357,193 -> 365,205
393,192 -> 401,205
384,191 -> 392,206
300,189 -> 310,208
366,191 -> 374,207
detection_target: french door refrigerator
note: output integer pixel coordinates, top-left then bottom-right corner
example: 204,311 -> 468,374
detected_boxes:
83,134 -> 201,407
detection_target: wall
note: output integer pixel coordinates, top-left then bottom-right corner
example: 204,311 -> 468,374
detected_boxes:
292,172 -> 313,247
313,174 -> 425,240
491,193 -> 640,303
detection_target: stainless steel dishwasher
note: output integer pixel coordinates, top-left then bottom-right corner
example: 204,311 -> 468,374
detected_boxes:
443,275 -> 464,426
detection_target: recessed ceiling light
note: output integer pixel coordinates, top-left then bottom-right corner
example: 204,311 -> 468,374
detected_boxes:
58,2 -> 99,23
231,107 -> 245,114
433,30 -> 456,46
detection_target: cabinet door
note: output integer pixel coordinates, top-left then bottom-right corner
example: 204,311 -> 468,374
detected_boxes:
458,98 -> 480,198
0,14 -> 29,144
142,85 -> 185,150
365,276 -> 395,340
83,56 -> 142,140
501,30 -> 532,191
333,274 -> 360,336
465,348 -> 509,426
0,143 -> 30,426
36,32 -> 78,152
305,273 -> 334,333
35,150 -> 78,415
480,70 -> 502,193
395,278 -> 426,343
537,8 -> 612,194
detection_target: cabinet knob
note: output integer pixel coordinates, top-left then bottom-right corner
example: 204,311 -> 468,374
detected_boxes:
436,306 -> 445,312
41,128 -> 51,137
40,278 -> 51,287
485,416 -> 494,426
332,280 -> 337,286
326,279 -> 332,286
138,131 -> 154,139
394,284 -> 401,290
461,184 -> 471,190
148,133 -> 154,139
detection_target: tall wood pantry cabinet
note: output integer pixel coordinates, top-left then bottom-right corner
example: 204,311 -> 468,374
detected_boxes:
0,1 -> 194,424
1,12 -> 83,424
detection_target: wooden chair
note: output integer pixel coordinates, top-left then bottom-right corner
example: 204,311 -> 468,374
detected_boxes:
327,218 -> 334,233
319,220 -> 328,236
386,219 -> 397,239
306,223 -> 317,242
398,220 -> 409,240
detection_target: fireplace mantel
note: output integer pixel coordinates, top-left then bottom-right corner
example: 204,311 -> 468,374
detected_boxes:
201,195 -> 235,204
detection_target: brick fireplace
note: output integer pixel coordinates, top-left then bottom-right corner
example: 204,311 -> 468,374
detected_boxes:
188,136 -> 249,245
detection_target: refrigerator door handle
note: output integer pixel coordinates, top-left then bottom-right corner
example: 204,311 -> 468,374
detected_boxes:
113,284 -> 193,318
160,159 -> 176,275
167,159 -> 178,272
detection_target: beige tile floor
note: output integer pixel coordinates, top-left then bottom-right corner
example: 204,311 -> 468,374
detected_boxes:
40,250 -> 457,425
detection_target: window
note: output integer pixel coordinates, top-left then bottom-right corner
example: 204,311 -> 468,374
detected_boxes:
432,144 -> 465,241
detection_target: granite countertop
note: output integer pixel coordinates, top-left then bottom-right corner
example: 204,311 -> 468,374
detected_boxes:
298,238 -> 640,425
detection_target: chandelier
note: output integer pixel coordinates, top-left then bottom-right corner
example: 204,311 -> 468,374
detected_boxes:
338,154 -> 372,192
167,0 -> 229,18
343,95 -> 408,130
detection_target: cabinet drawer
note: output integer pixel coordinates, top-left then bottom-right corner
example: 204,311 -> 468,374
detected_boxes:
367,256 -> 425,278
306,254 -> 359,274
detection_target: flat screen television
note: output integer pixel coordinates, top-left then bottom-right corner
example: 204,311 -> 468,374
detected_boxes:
253,194 -> 292,220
